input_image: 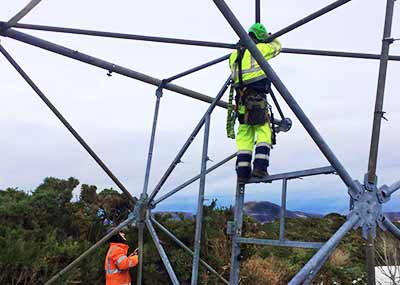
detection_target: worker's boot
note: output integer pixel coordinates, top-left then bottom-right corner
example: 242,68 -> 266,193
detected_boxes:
251,168 -> 269,178
236,150 -> 252,184
237,175 -> 250,184
253,142 -> 270,179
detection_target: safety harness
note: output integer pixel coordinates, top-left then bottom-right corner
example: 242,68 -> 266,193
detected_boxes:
226,43 -> 245,139
226,42 -> 286,146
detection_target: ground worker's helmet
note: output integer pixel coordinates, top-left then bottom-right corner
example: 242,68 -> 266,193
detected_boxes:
248,23 -> 268,42
106,227 -> 127,243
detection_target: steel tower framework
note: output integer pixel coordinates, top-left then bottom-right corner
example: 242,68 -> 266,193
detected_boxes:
1,0 -> 399,284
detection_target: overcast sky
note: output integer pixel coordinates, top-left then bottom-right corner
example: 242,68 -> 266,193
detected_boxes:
0,0 -> 399,214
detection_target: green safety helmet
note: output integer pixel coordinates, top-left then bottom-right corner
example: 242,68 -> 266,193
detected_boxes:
248,23 -> 268,41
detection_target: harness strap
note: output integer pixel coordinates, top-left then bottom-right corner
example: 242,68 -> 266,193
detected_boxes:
267,101 -> 277,147
269,88 -> 285,120
237,44 -> 245,89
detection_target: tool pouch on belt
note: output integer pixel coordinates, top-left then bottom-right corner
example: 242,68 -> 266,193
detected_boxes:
241,89 -> 269,125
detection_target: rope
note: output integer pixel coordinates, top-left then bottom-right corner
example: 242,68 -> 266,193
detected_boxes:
226,85 -> 236,139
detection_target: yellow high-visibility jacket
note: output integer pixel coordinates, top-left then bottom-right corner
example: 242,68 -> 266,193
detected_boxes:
229,39 -> 281,87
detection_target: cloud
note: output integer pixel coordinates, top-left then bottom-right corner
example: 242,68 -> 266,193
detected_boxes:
0,1 -> 399,214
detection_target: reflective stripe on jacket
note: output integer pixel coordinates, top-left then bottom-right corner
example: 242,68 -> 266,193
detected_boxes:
105,242 -> 139,285
229,39 -> 281,87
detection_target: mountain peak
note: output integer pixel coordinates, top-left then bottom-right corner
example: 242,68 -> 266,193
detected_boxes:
244,201 -> 322,223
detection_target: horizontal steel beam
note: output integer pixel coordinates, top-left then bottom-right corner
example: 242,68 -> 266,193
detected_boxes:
7,22 -> 400,62
5,22 -> 236,49
288,214 -> 360,285
281,47 -> 400,62
153,153 -> 236,205
382,215 -> 400,239
385,179 -> 400,197
247,166 -> 335,184
145,218 -> 180,285
236,237 -> 323,249
2,1 -> 43,30
301,247 -> 332,285
267,0 -> 352,41
0,27 -> 229,109
151,218 -> 229,284
166,54 -> 230,82
0,43 -> 136,202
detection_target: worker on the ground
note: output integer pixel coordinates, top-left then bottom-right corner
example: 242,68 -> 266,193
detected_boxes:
229,23 -> 281,183
104,228 -> 139,285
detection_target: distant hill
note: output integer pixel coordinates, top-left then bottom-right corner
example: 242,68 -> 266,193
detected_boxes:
244,201 -> 322,223
245,201 -> 400,223
156,202 -> 400,224
154,211 -> 193,220
386,212 -> 400,222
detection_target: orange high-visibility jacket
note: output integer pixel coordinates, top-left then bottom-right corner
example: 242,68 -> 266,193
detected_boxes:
104,242 -> 139,285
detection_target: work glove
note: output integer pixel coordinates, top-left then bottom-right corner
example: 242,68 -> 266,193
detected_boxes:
132,248 -> 139,255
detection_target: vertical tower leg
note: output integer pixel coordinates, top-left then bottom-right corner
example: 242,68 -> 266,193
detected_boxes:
136,221 -> 145,285
229,183 -> 245,284
255,0 -> 261,23
365,0 -> 396,283
191,114 -> 211,285
279,179 -> 288,242
366,233 -> 376,285
137,88 -> 163,285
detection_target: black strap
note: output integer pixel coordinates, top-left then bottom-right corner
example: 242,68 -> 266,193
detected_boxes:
268,101 -> 277,147
236,43 -> 246,90
268,88 -> 285,120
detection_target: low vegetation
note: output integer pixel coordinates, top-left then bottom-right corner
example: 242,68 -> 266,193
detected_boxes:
0,177 -> 397,284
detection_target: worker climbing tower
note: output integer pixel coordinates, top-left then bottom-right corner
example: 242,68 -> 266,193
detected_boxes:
0,0 -> 399,284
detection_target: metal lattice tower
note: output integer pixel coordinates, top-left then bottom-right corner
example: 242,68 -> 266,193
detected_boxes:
1,1 -> 399,284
